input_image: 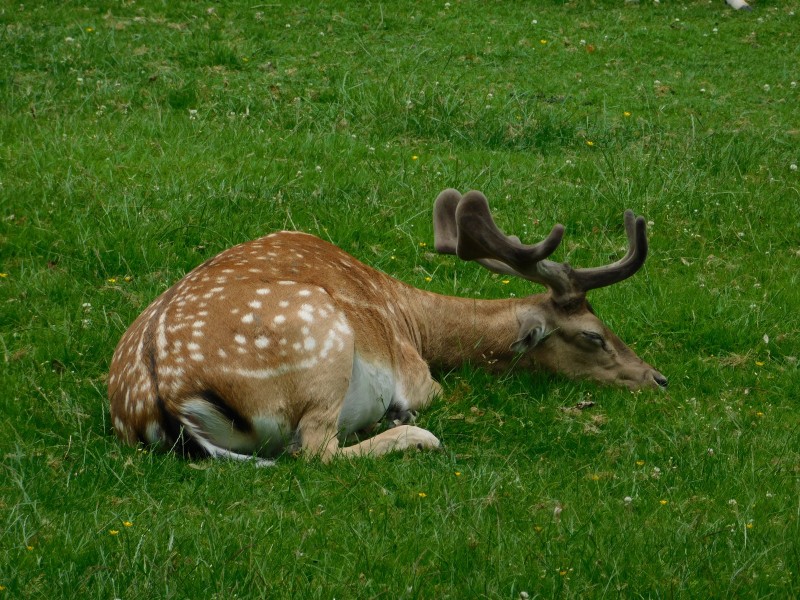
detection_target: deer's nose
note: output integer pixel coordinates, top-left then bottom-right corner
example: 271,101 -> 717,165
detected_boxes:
652,372 -> 668,389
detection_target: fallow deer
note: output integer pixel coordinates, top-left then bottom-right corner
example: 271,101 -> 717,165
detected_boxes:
108,189 -> 666,465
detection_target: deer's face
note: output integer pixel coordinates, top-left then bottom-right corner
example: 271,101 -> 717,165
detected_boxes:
514,299 -> 667,391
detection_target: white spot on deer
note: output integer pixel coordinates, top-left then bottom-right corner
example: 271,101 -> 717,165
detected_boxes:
293,342 -> 302,351
279,338 -> 287,346
168,322 -> 187,333
237,347 -> 248,355
273,315 -> 286,325
298,304 -> 314,323
217,348 -> 228,358
234,334 -> 247,345
278,280 -> 296,286
255,336 -> 270,349
192,330 -> 204,338
256,288 -> 271,296
298,289 -> 312,297
231,308 -> 240,315
190,353 -> 205,362
279,300 -> 290,308
223,356 -> 320,380
187,342 -> 201,351
242,313 -> 255,324
192,321 -> 205,329
304,337 -> 317,351
156,311 -> 168,359
249,300 -> 262,309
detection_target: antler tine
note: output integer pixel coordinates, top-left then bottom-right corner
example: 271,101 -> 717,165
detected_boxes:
432,188 -> 462,255
569,210 -> 648,292
454,191 -> 565,275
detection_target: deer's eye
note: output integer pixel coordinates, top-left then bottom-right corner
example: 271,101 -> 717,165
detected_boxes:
580,331 -> 606,348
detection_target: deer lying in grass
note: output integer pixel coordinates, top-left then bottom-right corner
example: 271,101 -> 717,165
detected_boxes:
108,189 -> 666,464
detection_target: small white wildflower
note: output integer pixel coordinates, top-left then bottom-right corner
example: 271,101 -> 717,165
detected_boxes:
188,109 -> 198,120
315,165 -> 322,173
65,36 -> 75,43
700,88 -> 706,93
654,80 -> 661,86
520,592 -> 530,600
285,23 -> 291,28
579,39 -> 586,45
624,496 -> 633,504
531,19 -> 538,25
763,334 -> 770,344
707,448 -> 715,456
737,232 -> 745,238
728,499 -> 737,506
81,302 -> 92,312
763,84 -> 771,92
790,163 -> 798,171
791,81 -> 797,88
444,2 -> 451,7
712,27 -> 718,33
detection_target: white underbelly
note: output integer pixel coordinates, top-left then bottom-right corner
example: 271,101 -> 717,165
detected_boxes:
337,353 -> 395,434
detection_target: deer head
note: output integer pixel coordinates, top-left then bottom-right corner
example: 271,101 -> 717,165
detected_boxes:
433,189 -> 667,390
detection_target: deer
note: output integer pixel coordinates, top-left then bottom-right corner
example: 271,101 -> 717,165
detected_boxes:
108,189 -> 666,465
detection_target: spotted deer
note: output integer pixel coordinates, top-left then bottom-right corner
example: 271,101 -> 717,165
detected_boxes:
108,189 -> 666,465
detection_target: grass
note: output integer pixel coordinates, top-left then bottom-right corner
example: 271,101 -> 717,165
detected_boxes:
2,0 -> 799,597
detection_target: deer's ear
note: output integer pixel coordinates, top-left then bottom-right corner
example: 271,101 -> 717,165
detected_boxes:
511,312 -> 549,354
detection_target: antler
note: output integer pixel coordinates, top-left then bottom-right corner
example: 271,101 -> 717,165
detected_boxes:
433,189 -> 648,305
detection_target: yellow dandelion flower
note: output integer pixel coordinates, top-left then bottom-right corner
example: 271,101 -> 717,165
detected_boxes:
624,111 -> 632,117
26,545 -> 34,551
123,276 -> 133,282
501,279 -> 510,284
636,460 -> 645,466
419,242 -> 427,247
0,273 -> 8,278
540,40 -> 548,45
591,474 -> 600,481
746,522 -> 754,529
454,471 -> 462,476
534,525 -> 543,533
0,585 -> 6,590
755,361 -> 764,366
107,277 -> 117,284
756,411 -> 764,417
586,140 -> 595,147
559,570 -> 568,576
411,155 -> 419,161
418,492 -> 427,498
86,27 -> 94,33
659,499 -> 668,505
424,277 -> 432,282
123,521 -> 133,527
109,530 -> 119,535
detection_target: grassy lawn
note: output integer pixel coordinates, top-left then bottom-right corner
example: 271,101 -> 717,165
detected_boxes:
2,0 -> 799,597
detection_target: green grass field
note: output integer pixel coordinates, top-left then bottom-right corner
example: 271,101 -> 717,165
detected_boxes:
2,1 -> 799,597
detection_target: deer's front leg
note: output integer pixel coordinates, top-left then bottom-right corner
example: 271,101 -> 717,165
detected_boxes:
300,420 -> 441,462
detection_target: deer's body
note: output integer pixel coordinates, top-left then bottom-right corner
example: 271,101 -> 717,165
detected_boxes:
109,190 -> 666,463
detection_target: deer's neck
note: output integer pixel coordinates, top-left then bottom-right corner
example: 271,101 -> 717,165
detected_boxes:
398,286 -> 526,371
